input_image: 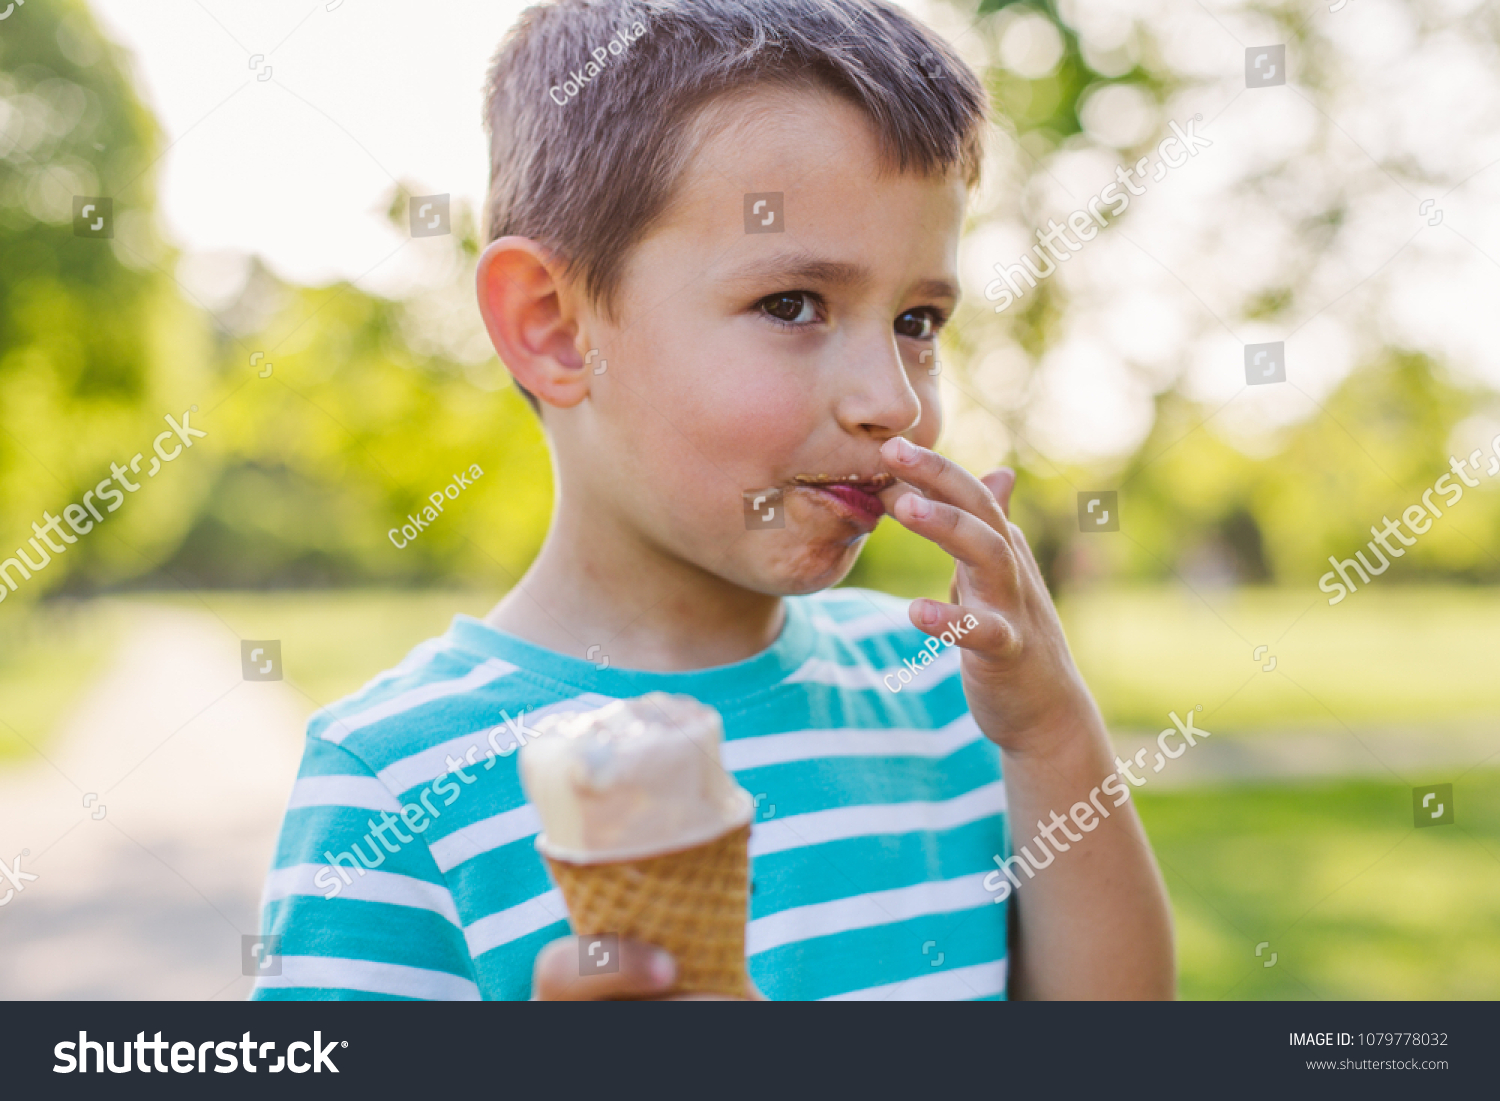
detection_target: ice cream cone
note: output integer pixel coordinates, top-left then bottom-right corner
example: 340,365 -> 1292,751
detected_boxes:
520,693 -> 756,997
546,821 -> 751,997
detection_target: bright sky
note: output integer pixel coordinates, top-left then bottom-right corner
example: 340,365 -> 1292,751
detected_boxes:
89,0 -> 531,296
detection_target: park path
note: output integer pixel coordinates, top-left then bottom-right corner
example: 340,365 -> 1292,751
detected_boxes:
0,604 -> 307,999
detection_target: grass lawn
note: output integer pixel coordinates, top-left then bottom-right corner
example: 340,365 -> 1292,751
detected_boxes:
1136,770 -> 1500,999
1059,586 -> 1500,735
0,600 -> 125,762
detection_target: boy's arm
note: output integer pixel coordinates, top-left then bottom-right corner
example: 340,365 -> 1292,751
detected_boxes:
1000,702 -> 1174,999
879,438 -> 1175,999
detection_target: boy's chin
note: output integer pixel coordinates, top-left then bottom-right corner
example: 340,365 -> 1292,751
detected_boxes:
738,535 -> 869,597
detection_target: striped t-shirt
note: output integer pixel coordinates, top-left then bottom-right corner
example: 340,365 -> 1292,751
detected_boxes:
251,587 -> 1010,1001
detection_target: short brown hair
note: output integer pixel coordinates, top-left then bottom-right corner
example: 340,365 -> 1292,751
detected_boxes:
483,0 -> 987,402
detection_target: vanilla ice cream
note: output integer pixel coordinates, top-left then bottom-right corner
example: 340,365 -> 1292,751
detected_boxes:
519,692 -> 754,864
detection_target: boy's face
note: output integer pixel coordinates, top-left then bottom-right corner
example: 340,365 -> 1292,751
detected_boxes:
553,85 -> 967,596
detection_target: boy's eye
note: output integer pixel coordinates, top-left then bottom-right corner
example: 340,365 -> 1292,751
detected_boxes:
895,308 -> 942,340
759,292 -> 819,325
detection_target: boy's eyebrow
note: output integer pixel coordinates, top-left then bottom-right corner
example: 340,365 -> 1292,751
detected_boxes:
723,253 -> 958,301
910,277 -> 961,303
724,253 -> 872,289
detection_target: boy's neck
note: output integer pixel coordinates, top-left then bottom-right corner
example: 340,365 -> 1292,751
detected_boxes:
483,503 -> 786,673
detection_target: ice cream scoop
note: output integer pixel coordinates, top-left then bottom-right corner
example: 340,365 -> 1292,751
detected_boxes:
520,692 -> 754,864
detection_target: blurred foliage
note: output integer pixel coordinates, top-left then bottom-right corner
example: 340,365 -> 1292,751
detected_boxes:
925,0 -> 1500,594
1,1 -> 548,613
0,595 -> 122,759
0,0 -> 215,609
147,252 -> 552,592
1,0 -> 1498,613
1003,350 -> 1500,590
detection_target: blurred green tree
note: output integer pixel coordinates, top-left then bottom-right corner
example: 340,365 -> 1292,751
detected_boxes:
141,188 -> 551,591
0,0 -> 214,609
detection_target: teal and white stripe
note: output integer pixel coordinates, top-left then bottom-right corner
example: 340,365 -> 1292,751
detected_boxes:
252,588 -> 1009,1001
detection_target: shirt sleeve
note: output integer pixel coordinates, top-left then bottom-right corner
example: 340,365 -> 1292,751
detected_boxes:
250,734 -> 481,1000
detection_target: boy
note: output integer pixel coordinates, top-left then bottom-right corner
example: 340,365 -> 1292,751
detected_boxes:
252,0 -> 1173,1001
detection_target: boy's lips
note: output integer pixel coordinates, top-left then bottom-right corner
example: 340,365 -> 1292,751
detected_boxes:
788,473 -> 896,527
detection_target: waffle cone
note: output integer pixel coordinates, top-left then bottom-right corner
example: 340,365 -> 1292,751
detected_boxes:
546,822 -> 751,997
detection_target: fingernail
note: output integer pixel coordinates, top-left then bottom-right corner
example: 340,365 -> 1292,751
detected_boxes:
890,437 -> 917,463
904,493 -> 931,519
919,601 -> 940,626
650,950 -> 676,988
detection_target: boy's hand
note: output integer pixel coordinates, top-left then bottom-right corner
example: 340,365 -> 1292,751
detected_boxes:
879,437 -> 1098,760
531,935 -> 763,1000
879,437 -> 1177,999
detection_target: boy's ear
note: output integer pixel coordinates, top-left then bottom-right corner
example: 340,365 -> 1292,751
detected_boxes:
475,237 -> 591,409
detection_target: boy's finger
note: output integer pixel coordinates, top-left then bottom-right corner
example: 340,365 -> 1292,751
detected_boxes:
892,491 -> 1018,587
532,935 -> 677,1001
881,438 -> 1009,535
981,468 -> 1016,517
1006,516 -> 1049,592
908,599 -> 1018,659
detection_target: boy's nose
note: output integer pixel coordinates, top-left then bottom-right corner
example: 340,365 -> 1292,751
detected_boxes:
833,337 -> 923,440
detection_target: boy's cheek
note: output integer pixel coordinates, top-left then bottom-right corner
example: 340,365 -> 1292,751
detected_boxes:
652,367 -> 813,472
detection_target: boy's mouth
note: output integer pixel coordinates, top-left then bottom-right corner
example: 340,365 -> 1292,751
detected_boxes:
788,473 -> 896,527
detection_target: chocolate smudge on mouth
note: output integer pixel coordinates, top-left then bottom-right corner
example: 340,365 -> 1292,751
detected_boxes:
790,473 -> 897,490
